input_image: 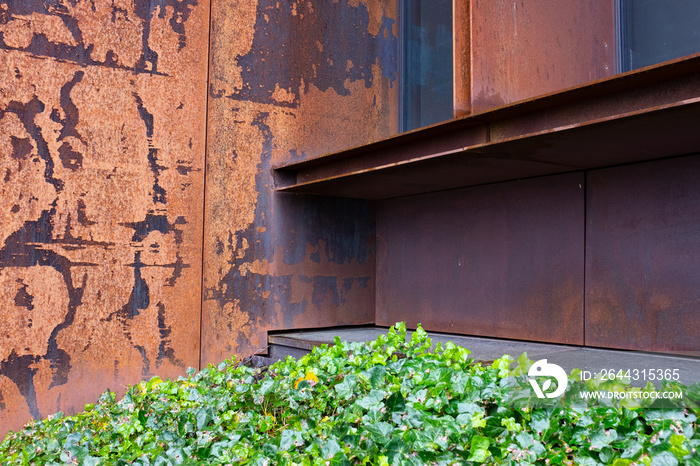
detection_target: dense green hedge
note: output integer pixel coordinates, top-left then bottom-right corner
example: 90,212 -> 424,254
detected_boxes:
1,323 -> 699,465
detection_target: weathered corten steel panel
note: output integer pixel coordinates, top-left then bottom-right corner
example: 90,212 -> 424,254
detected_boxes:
471,0 -> 616,113
453,0 -> 470,117
586,156 -> 700,352
376,172 -> 585,344
0,1 -> 208,438
202,0 -> 397,365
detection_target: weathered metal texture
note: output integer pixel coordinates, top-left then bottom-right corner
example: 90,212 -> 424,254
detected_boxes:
202,0 -> 397,365
275,56 -> 700,200
471,0 -> 616,114
487,55 -> 700,142
0,1 -> 208,437
453,0 -> 470,117
376,172 -> 585,344
586,156 -> 700,352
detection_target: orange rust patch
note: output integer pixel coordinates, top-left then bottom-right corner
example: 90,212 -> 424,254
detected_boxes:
71,2 -> 143,68
0,0 -> 209,438
267,64 -> 397,166
208,0 -> 259,97
0,12 -> 77,48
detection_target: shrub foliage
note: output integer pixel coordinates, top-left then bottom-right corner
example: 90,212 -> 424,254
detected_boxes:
1,323 -> 699,465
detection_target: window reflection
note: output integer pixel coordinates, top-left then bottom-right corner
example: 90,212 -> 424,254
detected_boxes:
402,0 -> 453,131
620,0 -> 700,71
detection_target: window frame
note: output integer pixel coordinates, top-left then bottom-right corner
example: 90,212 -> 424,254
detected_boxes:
398,0 -> 459,132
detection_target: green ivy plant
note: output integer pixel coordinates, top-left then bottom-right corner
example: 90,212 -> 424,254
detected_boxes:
1,322 -> 699,465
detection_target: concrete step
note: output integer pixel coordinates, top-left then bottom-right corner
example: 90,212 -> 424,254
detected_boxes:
267,326 -> 700,388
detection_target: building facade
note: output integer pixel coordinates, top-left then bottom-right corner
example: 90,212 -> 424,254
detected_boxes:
1,0 -> 699,436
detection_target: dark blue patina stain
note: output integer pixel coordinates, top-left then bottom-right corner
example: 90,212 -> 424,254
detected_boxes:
275,194 -> 375,267
207,112 -> 276,349
207,113 -> 375,337
221,0 -> 397,106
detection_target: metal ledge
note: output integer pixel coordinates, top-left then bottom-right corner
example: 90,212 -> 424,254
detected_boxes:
274,54 -> 700,199
267,326 -> 700,386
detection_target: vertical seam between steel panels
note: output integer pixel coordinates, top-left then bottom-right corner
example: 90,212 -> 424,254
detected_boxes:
582,172 -> 587,347
199,0 -> 214,371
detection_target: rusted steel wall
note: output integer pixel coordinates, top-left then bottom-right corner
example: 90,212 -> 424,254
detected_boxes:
0,1 -> 208,438
470,0 -> 616,113
586,155 -> 700,352
376,173 -> 585,345
202,0 -> 398,364
453,0 -> 471,117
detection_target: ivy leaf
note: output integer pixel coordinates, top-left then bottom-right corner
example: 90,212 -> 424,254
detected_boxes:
577,414 -> 595,427
385,392 -> 405,413
195,408 -> 211,431
407,389 -> 428,405
612,459 -> 635,466
153,455 -> 171,466
82,456 -> 101,466
669,434 -> 690,457
529,409 -> 551,434
279,431 -> 293,452
590,428 -> 618,451
515,432 -> 534,449
574,455 -> 601,466
646,409 -> 695,423
468,435 -> 490,462
686,382 -> 700,402
259,379 -> 275,395
187,387 -> 203,403
450,372 -> 470,396
410,325 -> 429,346
365,365 -> 387,389
405,406 -> 425,428
335,374 -> 358,400
650,451 -> 680,466
320,438 -> 342,459
620,439 -> 643,459
165,447 -> 185,464
356,390 -> 385,411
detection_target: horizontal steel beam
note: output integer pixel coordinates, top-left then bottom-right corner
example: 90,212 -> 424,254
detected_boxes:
274,54 -> 700,199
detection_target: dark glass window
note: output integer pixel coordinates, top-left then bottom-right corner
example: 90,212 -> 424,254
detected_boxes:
620,0 -> 700,71
401,0 -> 453,131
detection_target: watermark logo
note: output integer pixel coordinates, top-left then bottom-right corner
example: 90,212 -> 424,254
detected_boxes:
528,359 -> 568,398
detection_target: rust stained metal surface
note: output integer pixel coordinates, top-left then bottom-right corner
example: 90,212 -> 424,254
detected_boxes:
453,0 -> 470,117
201,0 -> 397,365
470,0 -> 616,113
376,172 -> 585,345
586,156 -> 700,352
488,54 -> 700,142
0,1 -> 208,437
